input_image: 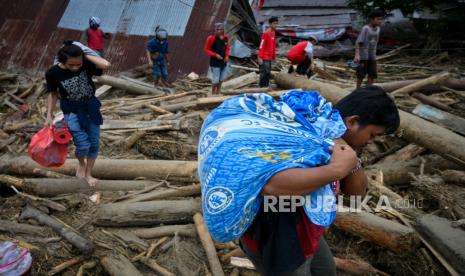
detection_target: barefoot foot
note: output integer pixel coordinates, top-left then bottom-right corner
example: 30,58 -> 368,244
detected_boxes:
85,176 -> 99,187
76,165 -> 86,179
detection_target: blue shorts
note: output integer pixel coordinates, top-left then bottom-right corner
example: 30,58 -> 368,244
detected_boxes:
64,113 -> 100,160
152,59 -> 168,80
211,66 -> 227,84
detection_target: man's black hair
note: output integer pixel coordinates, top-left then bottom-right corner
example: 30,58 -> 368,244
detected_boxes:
334,85 -> 400,134
268,17 -> 278,24
369,9 -> 385,19
57,41 -> 83,63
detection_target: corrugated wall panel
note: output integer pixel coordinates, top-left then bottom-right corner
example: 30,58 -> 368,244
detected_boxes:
0,0 -> 233,80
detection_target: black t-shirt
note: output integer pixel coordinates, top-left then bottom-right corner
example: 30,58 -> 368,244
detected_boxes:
45,60 -> 102,102
210,36 -> 228,68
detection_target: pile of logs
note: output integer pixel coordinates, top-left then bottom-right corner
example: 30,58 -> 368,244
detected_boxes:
1,51 -> 465,275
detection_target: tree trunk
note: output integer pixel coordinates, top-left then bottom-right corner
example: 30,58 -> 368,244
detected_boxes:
333,208 -> 420,253
222,72 -> 258,90
122,184 -> 200,203
19,204 -> 94,253
412,93 -> 450,111
391,72 -> 450,96
12,178 -> 163,196
100,253 -> 143,276
194,213 -> 225,276
0,155 -> 198,182
377,78 -> 465,93
368,154 -> 461,186
0,220 -> 48,236
95,75 -> 164,96
274,73 -> 465,167
131,224 -> 197,239
334,257 -> 388,276
94,199 -> 201,226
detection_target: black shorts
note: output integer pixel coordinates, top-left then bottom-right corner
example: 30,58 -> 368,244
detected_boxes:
356,60 -> 377,79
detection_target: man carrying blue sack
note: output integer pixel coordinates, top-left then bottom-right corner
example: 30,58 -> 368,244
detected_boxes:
198,86 -> 400,275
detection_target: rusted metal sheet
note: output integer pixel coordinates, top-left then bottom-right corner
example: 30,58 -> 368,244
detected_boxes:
0,0 -> 232,80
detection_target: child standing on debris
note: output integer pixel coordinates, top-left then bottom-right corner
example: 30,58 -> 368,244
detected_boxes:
204,22 -> 230,95
239,86 -> 400,275
146,27 -> 171,87
82,16 -> 109,57
258,17 -> 278,87
45,41 -> 110,187
354,9 -> 384,89
287,35 -> 318,78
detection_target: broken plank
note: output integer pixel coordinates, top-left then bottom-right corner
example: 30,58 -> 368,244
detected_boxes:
222,72 -> 258,90
412,104 -> 465,136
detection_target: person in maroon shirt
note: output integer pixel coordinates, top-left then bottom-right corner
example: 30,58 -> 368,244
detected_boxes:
204,22 -> 230,95
258,17 -> 278,87
239,86 -> 400,275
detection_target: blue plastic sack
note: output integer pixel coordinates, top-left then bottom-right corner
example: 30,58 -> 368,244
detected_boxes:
198,91 -> 346,242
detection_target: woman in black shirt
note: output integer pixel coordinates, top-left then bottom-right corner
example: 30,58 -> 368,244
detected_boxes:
45,41 -> 110,186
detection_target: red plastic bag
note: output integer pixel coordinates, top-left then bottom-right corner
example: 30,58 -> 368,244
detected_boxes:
28,127 -> 68,167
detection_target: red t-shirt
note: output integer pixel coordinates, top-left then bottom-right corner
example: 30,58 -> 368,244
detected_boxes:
258,30 -> 276,60
87,28 -> 103,51
287,41 -> 310,64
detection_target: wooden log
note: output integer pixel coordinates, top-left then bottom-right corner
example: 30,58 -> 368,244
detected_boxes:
0,135 -> 16,150
333,208 -> 419,253
124,130 -> 146,150
32,168 -> 73,179
123,184 -> 200,203
377,44 -> 411,61
412,93 -> 450,111
313,66 -> 338,81
222,72 -> 258,90
334,257 -> 389,276
378,144 -> 426,164
391,72 -> 450,96
145,103 -> 172,114
0,155 -> 199,181
0,220 -> 48,236
230,64 -> 280,74
221,87 -> 271,95
94,199 -> 201,226
10,185 -> 66,212
95,75 -> 164,96
274,73 -> 465,167
377,78 -> 465,93
111,230 -> 149,251
441,170 -> 465,185
368,154 -> 461,186
131,224 -> 197,239
194,213 -> 225,276
101,119 -> 179,130
412,104 -> 465,136
11,178 -> 164,196
19,204 -> 94,253
47,256 -> 84,275
76,260 -> 96,276
101,253 -> 143,276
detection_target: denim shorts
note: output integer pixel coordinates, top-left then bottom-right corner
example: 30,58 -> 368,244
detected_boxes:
152,59 -> 168,80
64,113 -> 100,160
210,66 -> 227,84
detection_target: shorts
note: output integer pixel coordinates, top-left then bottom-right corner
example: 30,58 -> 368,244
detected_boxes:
356,60 -> 377,79
64,113 -> 100,160
152,59 -> 168,80
210,66 -> 227,84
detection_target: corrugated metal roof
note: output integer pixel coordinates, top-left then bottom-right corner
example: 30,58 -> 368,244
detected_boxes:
0,0 -> 235,80
58,0 -> 196,36
263,0 -> 348,8
278,14 -> 352,28
257,8 -> 356,18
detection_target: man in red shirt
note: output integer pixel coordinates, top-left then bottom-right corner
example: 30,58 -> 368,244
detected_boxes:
287,36 -> 318,78
82,17 -> 109,57
204,23 -> 230,95
258,17 -> 278,87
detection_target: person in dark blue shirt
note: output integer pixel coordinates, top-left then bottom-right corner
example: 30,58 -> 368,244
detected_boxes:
146,28 -> 171,87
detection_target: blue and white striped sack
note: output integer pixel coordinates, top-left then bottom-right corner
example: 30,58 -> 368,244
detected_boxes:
198,90 -> 347,242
